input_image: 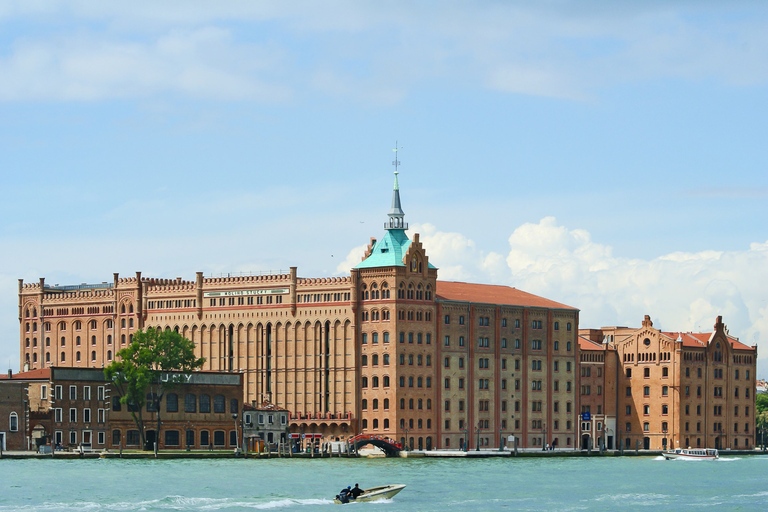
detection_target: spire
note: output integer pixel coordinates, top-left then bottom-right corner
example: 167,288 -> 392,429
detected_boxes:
386,143 -> 408,231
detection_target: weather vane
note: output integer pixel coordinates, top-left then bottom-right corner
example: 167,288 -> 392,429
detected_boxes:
392,141 -> 402,174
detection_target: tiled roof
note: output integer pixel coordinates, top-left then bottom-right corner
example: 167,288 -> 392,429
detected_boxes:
0,368 -> 51,380
579,335 -> 604,351
244,401 -> 288,412
436,281 -> 577,310
662,331 -> 754,351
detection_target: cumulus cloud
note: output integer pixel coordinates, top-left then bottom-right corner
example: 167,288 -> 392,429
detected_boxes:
338,217 -> 768,375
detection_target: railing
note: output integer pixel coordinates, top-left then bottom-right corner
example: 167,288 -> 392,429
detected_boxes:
206,270 -> 290,278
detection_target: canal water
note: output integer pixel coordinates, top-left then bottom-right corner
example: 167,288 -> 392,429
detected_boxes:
1,455 -> 766,511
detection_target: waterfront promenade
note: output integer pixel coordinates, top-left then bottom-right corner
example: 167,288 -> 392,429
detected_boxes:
1,447 -> 763,459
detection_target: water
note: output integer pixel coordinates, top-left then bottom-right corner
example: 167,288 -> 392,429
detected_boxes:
1,455 -> 766,511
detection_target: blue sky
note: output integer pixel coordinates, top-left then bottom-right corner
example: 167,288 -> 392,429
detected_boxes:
1,2 -> 767,377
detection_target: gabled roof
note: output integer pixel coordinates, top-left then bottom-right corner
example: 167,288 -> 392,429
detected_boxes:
0,368 -> 51,380
662,331 -> 753,351
436,281 -> 577,310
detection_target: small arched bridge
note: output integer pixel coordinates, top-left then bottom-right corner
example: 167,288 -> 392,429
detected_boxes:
349,434 -> 403,456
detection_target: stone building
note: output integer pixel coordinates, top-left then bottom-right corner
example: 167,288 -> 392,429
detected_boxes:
580,315 -> 757,451
18,172 -> 581,450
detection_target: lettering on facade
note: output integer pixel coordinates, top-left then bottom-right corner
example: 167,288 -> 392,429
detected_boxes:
203,288 -> 288,298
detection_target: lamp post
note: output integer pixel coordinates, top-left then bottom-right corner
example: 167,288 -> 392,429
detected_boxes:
232,413 -> 240,455
542,423 -> 547,451
403,427 -> 409,451
475,422 -> 481,451
499,424 -> 504,452
463,422 -> 469,453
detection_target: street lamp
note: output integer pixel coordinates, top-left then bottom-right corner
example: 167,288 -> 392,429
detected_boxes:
232,413 -> 240,455
403,427 -> 409,451
499,424 -> 504,452
463,422 -> 469,453
542,423 -> 547,451
475,422 -> 482,451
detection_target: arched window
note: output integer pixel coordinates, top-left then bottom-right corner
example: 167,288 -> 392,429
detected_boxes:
383,376 -> 390,387
372,376 -> 379,388
361,355 -> 368,366
45,352 -> 50,363
9,412 -> 19,431
372,354 -> 379,366
384,398 -> 390,410
107,350 -> 112,360
384,418 -> 390,429
361,377 -> 368,388
362,399 -> 368,410
373,419 -> 379,429
383,354 -> 390,365
91,351 -> 96,361
61,352 -> 65,362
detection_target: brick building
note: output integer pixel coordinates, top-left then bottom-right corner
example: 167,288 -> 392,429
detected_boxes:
580,315 -> 757,451
0,367 -> 243,452
17,172 -> 582,450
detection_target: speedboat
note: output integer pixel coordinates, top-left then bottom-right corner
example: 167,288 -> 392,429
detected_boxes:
334,484 -> 406,504
662,448 -> 719,461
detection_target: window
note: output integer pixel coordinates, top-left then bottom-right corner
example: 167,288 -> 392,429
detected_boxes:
185,394 -> 196,413
69,386 -> 77,400
166,393 -> 179,413
213,430 -> 226,446
69,408 -> 77,422
83,408 -> 91,423
9,412 -> 18,431
165,430 -> 180,446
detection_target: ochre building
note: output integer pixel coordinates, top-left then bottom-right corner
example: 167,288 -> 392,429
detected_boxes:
580,315 -> 757,451
18,173 -> 582,450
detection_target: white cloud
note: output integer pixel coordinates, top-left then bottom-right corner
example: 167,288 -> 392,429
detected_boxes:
0,28 -> 291,101
3,3 -> 768,102
338,217 -> 768,377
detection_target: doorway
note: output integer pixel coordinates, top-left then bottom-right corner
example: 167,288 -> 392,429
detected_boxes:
643,437 -> 650,450
145,430 -> 157,451
581,434 -> 591,450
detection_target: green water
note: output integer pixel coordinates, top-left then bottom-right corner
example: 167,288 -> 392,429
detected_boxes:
1,455 -> 766,511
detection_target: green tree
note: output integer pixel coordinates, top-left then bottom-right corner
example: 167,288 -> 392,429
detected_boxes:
104,328 -> 204,454
757,394 -> 768,450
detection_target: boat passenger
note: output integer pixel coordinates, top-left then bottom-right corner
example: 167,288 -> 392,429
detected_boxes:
337,486 -> 352,504
350,484 -> 365,499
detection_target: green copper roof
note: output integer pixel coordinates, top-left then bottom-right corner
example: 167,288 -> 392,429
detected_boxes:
355,229 -> 412,269
354,228 -> 437,270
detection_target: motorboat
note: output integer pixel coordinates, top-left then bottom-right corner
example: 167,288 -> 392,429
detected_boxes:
334,484 -> 406,504
662,448 -> 719,461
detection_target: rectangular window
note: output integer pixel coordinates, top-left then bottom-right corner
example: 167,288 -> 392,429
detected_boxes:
41,385 -> 48,400
54,408 -> 63,423
69,386 -> 77,400
83,386 -> 91,401
55,385 -> 62,400
69,408 -> 77,422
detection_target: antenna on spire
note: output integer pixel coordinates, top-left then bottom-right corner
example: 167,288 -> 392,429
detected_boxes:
392,141 -> 402,174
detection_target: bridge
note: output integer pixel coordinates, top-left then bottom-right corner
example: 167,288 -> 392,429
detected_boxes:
348,434 -> 403,456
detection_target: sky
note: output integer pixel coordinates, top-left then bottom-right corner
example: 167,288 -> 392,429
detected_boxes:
1,1 -> 767,377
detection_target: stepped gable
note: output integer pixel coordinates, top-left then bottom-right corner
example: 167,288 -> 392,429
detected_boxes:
435,281 -> 577,310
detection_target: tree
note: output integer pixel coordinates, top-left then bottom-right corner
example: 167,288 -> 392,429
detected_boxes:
104,328 -> 204,454
758,394 -> 768,450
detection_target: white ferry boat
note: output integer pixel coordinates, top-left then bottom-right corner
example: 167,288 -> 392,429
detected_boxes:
662,448 -> 719,461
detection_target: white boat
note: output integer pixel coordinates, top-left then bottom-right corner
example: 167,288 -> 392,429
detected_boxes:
662,448 -> 719,461
334,484 -> 406,504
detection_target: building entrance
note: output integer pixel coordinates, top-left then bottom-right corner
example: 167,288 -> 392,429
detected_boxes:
145,430 -> 157,451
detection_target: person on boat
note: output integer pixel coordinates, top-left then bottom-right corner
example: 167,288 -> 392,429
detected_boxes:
350,484 -> 365,499
337,486 -> 352,504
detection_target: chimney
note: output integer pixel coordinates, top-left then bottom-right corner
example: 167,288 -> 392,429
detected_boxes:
7,369 -> 12,379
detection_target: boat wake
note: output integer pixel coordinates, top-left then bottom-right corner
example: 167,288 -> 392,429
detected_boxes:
0,496 -> 335,511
